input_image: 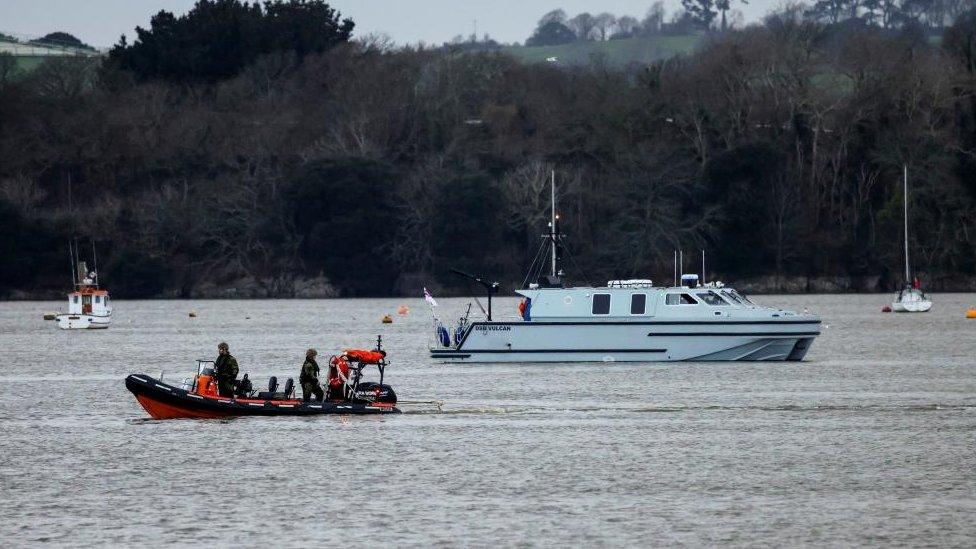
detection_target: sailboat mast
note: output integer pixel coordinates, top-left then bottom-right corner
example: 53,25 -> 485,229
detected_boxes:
550,170 -> 557,278
903,165 -> 910,283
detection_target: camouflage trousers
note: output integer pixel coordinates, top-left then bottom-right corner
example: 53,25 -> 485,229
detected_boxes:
217,378 -> 236,398
302,382 -> 324,402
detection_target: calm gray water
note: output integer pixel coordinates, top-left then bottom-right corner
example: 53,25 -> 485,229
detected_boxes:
1,294 -> 974,547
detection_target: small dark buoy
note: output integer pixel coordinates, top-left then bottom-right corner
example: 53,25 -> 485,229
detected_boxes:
381,314 -> 393,324
188,311 -> 198,318
881,305 -> 892,313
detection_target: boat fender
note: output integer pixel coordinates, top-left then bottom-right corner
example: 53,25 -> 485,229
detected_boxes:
518,298 -> 531,321
437,325 -> 450,347
453,325 -> 464,346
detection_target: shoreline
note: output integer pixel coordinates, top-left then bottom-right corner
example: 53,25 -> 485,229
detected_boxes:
6,274 -> 976,301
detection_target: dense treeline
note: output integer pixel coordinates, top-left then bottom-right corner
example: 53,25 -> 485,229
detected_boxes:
525,0 -> 976,46
2,0 -> 976,298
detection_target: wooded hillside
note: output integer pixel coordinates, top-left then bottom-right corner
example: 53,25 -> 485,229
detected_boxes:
2,1 -> 976,297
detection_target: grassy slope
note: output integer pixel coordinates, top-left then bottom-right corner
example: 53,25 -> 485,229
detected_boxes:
1,38 -> 102,75
503,35 -> 701,65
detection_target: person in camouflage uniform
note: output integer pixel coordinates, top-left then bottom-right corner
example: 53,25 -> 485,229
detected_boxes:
299,348 -> 324,402
214,342 -> 239,398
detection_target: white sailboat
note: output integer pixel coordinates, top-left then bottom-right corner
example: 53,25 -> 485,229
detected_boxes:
891,166 -> 932,313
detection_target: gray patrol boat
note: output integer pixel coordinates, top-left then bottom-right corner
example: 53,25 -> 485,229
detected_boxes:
430,175 -> 821,363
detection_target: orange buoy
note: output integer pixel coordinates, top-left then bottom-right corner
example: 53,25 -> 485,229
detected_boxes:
381,314 -> 393,324
397,305 -> 409,315
966,308 -> 976,319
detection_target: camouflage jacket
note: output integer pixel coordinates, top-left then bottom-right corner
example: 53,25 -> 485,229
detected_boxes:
300,358 -> 319,383
214,354 -> 239,379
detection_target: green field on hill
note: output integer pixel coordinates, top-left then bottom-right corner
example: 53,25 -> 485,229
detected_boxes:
503,35 -> 701,65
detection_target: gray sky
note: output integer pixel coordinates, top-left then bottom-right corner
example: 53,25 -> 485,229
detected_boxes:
0,0 -> 779,49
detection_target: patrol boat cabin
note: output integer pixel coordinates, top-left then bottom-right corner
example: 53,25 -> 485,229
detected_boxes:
430,174 -> 821,363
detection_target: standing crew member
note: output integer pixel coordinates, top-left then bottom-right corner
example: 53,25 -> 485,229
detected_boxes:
214,342 -> 239,398
300,348 -> 324,402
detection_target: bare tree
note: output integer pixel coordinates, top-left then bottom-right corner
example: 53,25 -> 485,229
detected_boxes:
501,160 -> 553,251
615,15 -> 640,36
569,12 -> 598,41
594,13 -> 618,41
0,175 -> 47,217
641,2 -> 667,35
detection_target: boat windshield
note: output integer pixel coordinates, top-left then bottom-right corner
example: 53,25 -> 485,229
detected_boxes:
696,291 -> 730,306
720,290 -> 742,304
733,290 -> 756,305
722,290 -> 755,306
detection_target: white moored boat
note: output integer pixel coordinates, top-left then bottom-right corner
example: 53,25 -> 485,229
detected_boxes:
890,166 -> 932,313
429,173 -> 821,363
55,244 -> 112,330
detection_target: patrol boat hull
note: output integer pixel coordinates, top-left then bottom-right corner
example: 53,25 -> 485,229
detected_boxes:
125,374 -> 400,419
431,319 -> 819,363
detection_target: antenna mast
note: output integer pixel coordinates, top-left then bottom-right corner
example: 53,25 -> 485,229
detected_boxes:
550,170 -> 557,278
702,250 -> 705,285
903,165 -> 910,284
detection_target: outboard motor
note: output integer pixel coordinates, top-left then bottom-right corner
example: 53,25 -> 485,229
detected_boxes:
282,378 -> 294,399
350,382 -> 397,406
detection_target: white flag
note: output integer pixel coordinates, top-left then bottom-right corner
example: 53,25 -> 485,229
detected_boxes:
423,287 -> 438,307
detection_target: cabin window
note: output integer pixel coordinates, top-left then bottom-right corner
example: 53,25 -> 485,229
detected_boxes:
666,293 -> 698,305
592,294 -> 611,315
696,291 -> 729,306
630,294 -> 646,315
72,296 -> 78,304
95,296 -> 101,303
